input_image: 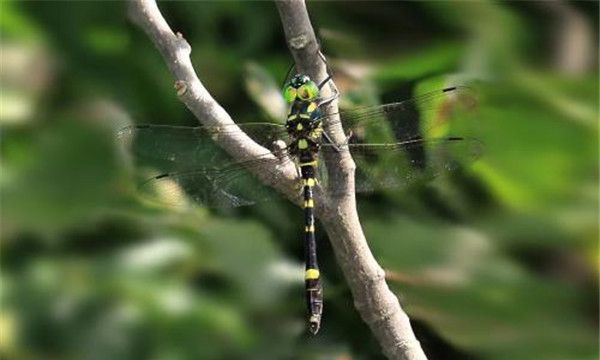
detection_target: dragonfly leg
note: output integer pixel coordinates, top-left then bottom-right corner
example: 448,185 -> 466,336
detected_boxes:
317,49 -> 332,80
321,131 -> 342,152
317,47 -> 336,87
317,74 -> 333,90
320,129 -> 355,155
317,88 -> 339,108
316,52 -> 339,109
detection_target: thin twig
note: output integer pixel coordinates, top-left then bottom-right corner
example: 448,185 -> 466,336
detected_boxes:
275,1 -> 427,359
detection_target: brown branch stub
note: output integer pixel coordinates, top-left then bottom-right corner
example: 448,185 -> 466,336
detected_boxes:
174,80 -> 187,96
276,1 -> 428,359
289,34 -> 310,50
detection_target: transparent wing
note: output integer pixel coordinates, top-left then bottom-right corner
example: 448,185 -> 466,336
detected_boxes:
322,86 -> 477,142
118,123 -> 288,173
320,136 -> 483,196
138,153 -> 297,208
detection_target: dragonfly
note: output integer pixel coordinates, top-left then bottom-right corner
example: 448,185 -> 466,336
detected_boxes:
118,72 -> 480,334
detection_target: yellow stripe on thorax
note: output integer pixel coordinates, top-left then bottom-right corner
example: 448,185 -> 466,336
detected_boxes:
305,268 -> 320,280
298,139 -> 308,149
304,178 -> 315,187
298,160 -> 318,167
304,225 -> 315,232
303,199 -> 314,208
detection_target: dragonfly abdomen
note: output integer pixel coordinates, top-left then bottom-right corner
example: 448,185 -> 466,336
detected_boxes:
299,151 -> 323,335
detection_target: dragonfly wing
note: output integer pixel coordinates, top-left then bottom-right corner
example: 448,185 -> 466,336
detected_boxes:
320,137 -> 483,196
139,154 -> 295,208
118,123 -> 289,173
321,86 -> 477,142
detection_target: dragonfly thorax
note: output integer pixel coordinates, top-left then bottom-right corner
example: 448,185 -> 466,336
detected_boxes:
283,74 -> 322,142
286,100 -> 323,142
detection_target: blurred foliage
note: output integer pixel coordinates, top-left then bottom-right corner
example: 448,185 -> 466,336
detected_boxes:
1,1 -> 598,359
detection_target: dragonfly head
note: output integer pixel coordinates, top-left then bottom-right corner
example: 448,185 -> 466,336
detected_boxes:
284,74 -> 319,103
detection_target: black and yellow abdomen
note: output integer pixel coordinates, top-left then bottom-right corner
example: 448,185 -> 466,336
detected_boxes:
298,148 -> 322,334
284,74 -> 325,334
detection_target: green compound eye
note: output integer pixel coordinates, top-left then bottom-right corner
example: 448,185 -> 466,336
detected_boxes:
284,86 -> 297,103
298,81 -> 319,100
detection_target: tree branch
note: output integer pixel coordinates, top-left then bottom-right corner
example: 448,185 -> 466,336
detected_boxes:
276,1 -> 427,359
127,0 -> 300,203
129,0 -> 427,358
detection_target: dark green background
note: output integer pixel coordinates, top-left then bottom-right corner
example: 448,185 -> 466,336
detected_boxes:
1,1 -> 598,359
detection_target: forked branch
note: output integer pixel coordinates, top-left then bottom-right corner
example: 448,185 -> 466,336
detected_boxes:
129,0 -> 427,358
128,0 -> 299,202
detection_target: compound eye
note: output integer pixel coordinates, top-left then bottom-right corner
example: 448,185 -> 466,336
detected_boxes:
298,81 -> 319,100
283,86 -> 297,103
